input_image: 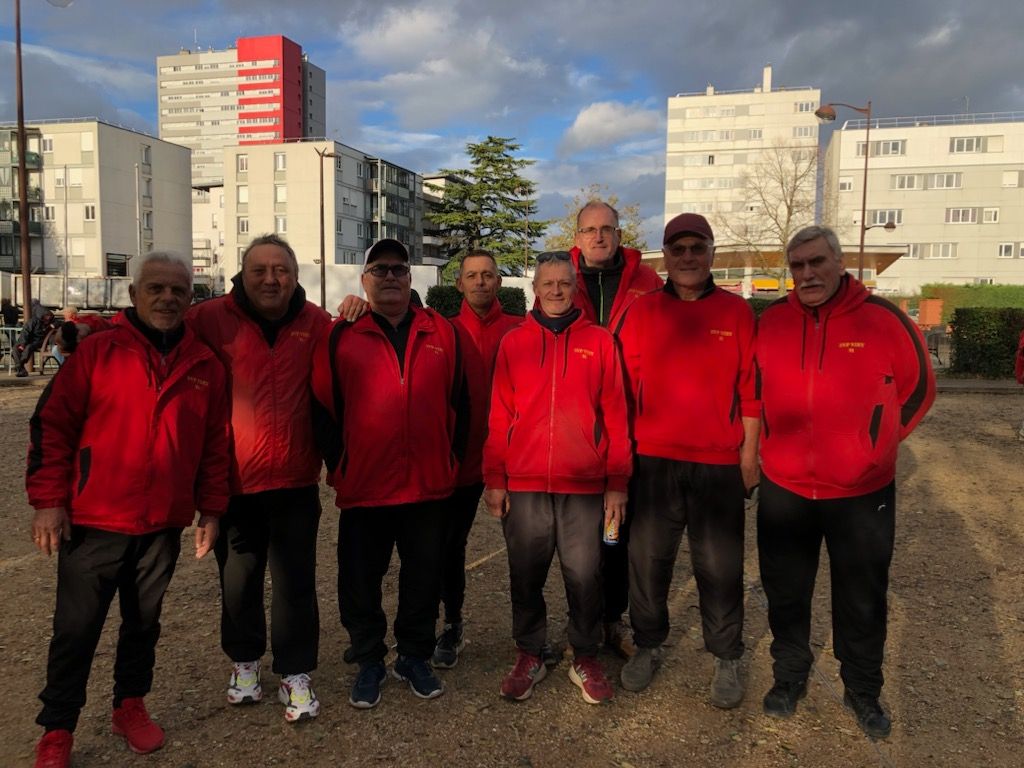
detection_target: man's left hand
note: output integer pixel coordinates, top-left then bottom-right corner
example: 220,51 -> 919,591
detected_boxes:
337,295 -> 369,322
741,455 -> 761,493
604,489 -> 627,530
195,515 -> 219,559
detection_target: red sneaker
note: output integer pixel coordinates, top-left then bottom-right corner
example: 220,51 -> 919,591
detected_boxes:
34,729 -> 73,768
111,697 -> 165,754
500,650 -> 547,701
569,655 -> 614,704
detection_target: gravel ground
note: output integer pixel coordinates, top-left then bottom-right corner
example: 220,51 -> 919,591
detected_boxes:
0,381 -> 1022,767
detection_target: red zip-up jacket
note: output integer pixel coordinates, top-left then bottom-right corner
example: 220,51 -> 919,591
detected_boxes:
756,275 -> 935,500
619,282 -> 759,464
26,313 -> 230,533
310,307 -> 464,510
569,246 -> 664,334
451,299 -> 523,485
188,289 -> 331,495
483,312 -> 632,494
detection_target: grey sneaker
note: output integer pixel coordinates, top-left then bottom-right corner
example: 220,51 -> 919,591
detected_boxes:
620,646 -> 662,692
710,656 -> 745,708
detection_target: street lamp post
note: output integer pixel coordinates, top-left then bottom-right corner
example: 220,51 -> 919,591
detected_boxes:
14,0 -> 32,315
315,146 -> 338,310
815,100 -> 876,281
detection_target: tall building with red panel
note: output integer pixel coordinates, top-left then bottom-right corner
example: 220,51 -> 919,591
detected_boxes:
157,35 -> 325,187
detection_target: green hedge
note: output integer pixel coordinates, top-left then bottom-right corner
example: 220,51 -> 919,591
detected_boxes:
748,297 -> 777,317
921,284 -> 1024,323
949,307 -> 1024,377
425,285 -> 527,318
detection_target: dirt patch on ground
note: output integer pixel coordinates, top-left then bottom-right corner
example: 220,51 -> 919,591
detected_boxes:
0,383 -> 1022,767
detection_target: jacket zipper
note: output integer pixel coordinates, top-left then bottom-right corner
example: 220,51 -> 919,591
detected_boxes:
547,330 -> 558,492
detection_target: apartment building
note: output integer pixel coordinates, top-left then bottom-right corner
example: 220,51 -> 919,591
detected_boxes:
822,113 -> 1024,294
215,139 -> 423,287
1,119 -> 191,278
157,35 -> 326,187
665,65 -> 821,255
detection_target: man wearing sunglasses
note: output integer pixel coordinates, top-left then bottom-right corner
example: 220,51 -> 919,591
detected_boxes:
617,213 -> 758,709
570,200 -> 664,660
311,238 -> 469,710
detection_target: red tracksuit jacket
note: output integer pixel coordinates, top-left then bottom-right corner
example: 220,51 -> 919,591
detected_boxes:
756,275 -> 935,499
568,246 -> 664,333
188,290 -> 331,495
26,313 -> 230,533
483,312 -> 632,495
451,299 -> 523,485
619,283 -> 759,464
310,307 -> 464,510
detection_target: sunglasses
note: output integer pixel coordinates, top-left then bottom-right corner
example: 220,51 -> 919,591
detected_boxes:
535,251 -> 572,264
364,263 -> 411,278
666,242 -> 711,256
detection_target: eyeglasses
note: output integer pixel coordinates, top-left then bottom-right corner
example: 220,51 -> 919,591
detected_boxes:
535,251 -> 572,264
364,263 -> 411,278
666,242 -> 711,256
576,225 -> 619,238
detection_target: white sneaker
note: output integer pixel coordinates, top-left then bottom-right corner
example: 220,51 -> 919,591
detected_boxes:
278,673 -> 320,722
227,660 -> 262,704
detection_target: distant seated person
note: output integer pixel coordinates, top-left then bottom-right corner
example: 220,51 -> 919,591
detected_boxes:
51,306 -> 112,365
1,297 -> 19,327
14,309 -> 56,377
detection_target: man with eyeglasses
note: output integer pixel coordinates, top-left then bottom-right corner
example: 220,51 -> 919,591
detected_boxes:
485,250 -> 631,705
311,238 -> 469,710
617,213 -> 758,709
570,200 -> 663,659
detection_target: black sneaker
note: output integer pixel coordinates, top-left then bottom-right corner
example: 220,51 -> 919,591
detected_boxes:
844,690 -> 892,739
762,679 -> 807,718
349,661 -> 386,709
343,646 -> 356,664
15,367 -> 28,378
393,655 -> 444,699
431,622 -> 464,669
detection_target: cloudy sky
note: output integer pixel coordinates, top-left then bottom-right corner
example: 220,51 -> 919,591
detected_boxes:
2,0 -> 1022,245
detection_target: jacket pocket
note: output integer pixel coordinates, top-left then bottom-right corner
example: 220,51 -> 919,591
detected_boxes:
77,446 -> 92,495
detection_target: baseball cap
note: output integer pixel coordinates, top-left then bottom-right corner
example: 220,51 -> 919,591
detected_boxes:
663,213 -> 714,245
364,238 -> 409,265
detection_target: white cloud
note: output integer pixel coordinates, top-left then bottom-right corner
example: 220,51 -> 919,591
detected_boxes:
1,42 -> 155,100
558,101 -> 663,157
916,20 -> 960,48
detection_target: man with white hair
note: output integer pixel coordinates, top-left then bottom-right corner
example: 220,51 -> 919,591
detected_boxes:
26,251 -> 229,768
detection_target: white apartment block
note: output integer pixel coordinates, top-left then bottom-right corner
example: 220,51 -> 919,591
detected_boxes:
1,119 -> 191,279
665,65 -> 821,250
215,140 -> 423,289
158,35 -> 326,187
823,113 -> 1024,294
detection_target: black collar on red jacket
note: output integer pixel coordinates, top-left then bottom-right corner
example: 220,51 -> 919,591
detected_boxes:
662,274 -> 717,300
124,307 -> 185,354
229,273 -> 308,347
530,307 -> 581,335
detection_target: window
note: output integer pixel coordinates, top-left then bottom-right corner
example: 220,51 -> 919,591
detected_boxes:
142,177 -> 152,197
870,209 -> 902,225
142,211 -> 153,229
945,208 -> 977,223
84,205 -> 95,221
983,208 -> 999,223
357,223 -> 365,238
932,172 -> 962,189
237,185 -> 248,204
237,154 -> 248,172
930,243 -> 956,259
707,155 -> 715,165
1002,171 -> 1020,188
891,174 -> 918,190
275,215 -> 287,233
998,243 -> 1014,258
274,185 -> 287,203
838,177 -> 853,192
950,136 -> 986,153
274,152 -> 286,171
357,162 -> 364,178
795,101 -> 816,112
141,145 -> 151,164
81,132 -> 94,152
335,156 -> 344,172
41,138 -> 53,152
857,139 -> 906,157
237,217 -> 249,234
336,218 -> 343,234
54,168 -> 65,187
749,128 -> 763,140
68,168 -> 83,187
792,126 -> 815,139
907,244 -> 922,259
43,205 -> 55,221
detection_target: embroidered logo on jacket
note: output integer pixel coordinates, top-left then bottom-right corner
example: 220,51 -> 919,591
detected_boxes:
838,341 -> 866,353
187,375 -> 210,389
289,330 -> 311,341
710,329 -> 733,342
574,347 -> 595,360
425,343 -> 446,356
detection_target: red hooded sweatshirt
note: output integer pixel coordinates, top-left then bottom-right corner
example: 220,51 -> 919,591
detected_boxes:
756,275 -> 935,499
483,311 -> 631,494
568,246 -> 664,333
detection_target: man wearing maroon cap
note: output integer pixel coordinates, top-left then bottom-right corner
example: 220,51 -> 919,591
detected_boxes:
570,200 -> 663,658
617,213 -> 759,708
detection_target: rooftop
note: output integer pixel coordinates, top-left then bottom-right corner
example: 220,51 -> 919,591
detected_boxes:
840,111 -> 1024,130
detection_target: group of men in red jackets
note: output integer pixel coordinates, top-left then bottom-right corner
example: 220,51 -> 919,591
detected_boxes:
25,201 -> 934,767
